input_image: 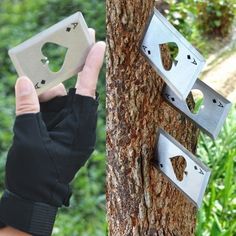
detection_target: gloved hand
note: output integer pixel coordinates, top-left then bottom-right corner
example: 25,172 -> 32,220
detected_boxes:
0,35 -> 106,236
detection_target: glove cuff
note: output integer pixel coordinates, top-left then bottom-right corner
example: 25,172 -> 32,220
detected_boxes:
0,190 -> 57,236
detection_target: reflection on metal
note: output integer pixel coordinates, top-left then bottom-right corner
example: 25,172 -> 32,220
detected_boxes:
163,79 -> 232,139
154,129 -> 211,208
141,8 -> 205,99
9,12 -> 93,95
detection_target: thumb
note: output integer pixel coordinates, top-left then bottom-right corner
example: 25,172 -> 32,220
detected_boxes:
15,76 -> 40,116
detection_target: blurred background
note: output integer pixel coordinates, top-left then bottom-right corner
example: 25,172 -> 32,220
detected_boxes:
0,0 -> 106,235
159,1 -> 236,235
0,0 -> 235,235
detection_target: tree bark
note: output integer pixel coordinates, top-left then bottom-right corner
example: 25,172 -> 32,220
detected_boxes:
106,1 -> 199,235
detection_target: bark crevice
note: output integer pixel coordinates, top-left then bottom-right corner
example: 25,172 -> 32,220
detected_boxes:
106,1 -> 199,235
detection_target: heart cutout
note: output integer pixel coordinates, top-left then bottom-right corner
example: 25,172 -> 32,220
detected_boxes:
41,42 -> 68,72
186,89 -> 204,114
170,155 -> 187,181
159,42 -> 179,71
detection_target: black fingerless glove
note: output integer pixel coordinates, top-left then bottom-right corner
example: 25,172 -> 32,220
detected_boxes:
0,88 -> 99,236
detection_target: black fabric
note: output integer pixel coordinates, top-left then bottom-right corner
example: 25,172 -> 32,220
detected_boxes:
0,190 -> 57,236
0,88 -> 99,235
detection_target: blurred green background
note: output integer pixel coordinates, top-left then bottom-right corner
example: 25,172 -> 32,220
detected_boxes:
0,0 -> 235,235
0,0 -> 106,235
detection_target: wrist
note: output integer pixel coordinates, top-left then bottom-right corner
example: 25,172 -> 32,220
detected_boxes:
0,226 -> 31,236
0,190 -> 57,236
76,87 -> 96,99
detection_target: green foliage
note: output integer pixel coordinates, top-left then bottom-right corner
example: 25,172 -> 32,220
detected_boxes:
193,97 -> 204,114
196,0 -> 236,38
0,0 -> 106,235
0,1 -> 235,235
164,0 -> 206,53
196,106 -> 236,235
164,0 -> 197,36
163,0 -> 236,56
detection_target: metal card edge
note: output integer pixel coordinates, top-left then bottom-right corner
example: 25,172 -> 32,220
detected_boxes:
155,128 -> 211,208
8,12 -> 87,54
158,128 -> 211,173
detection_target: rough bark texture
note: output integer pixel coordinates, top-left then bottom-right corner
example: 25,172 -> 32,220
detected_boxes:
106,1 -> 199,235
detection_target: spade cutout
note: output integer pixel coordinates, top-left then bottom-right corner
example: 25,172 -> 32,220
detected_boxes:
41,42 -> 68,72
170,155 -> 187,181
160,42 -> 179,71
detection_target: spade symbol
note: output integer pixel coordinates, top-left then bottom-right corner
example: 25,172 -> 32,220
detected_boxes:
160,42 -> 179,71
41,42 -> 68,72
170,155 -> 187,181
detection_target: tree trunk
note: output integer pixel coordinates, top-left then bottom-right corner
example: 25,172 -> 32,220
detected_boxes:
106,1 -> 199,235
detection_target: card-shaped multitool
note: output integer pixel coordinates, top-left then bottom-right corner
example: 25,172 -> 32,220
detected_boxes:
155,129 -> 211,208
163,79 -> 232,139
141,9 -> 206,99
9,12 -> 94,95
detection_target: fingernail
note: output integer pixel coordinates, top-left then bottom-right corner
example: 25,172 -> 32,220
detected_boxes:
16,77 -> 33,96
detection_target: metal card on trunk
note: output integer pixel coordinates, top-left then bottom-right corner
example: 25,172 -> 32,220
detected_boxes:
141,8 -> 206,99
9,12 -> 94,95
155,129 -> 211,208
163,79 -> 232,139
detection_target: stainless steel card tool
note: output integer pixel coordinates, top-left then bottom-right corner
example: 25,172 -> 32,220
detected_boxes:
9,12 -> 94,95
163,79 -> 232,139
155,129 -> 211,208
141,8 -> 206,99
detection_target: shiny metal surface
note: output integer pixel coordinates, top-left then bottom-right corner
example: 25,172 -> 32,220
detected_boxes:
141,8 -> 206,99
163,79 -> 232,139
9,12 -> 93,95
155,129 -> 211,208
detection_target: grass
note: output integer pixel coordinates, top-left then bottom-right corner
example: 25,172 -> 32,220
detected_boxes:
196,105 -> 236,235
